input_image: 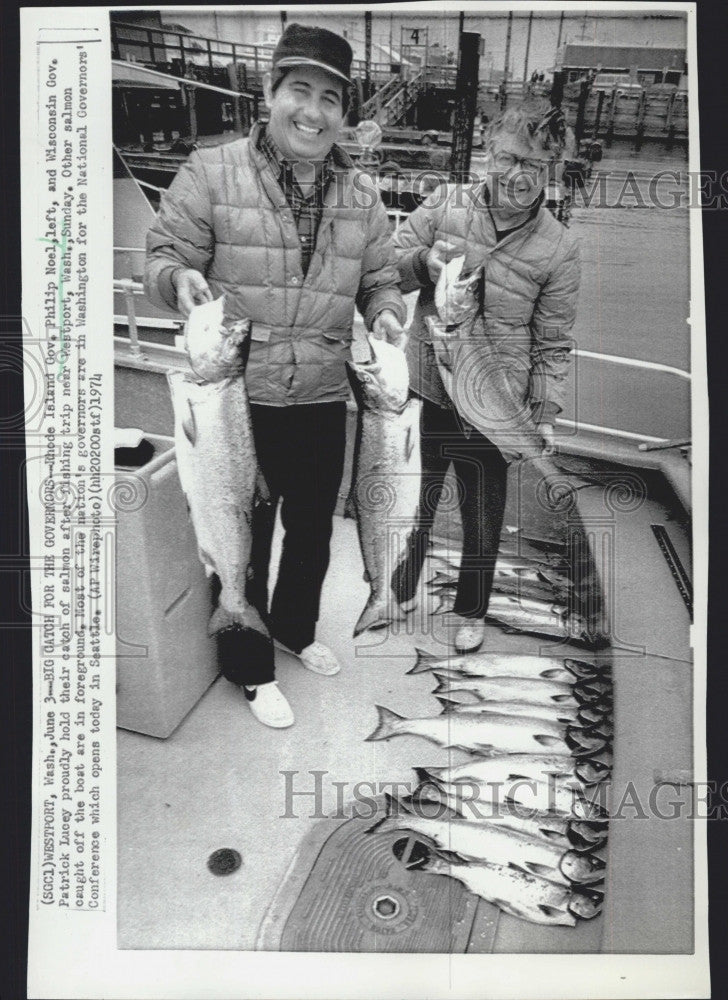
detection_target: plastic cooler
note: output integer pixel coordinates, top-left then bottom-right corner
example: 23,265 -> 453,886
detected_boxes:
115,432 -> 219,738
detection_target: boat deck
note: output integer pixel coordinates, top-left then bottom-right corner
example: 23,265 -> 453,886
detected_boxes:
117,470 -> 692,954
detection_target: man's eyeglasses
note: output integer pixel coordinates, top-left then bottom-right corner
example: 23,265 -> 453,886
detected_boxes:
491,150 -> 550,179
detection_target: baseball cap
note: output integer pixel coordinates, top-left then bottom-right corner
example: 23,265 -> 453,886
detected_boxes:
272,23 -> 353,86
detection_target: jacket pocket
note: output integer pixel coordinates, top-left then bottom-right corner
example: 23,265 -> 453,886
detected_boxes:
315,330 -> 353,393
245,324 -> 272,399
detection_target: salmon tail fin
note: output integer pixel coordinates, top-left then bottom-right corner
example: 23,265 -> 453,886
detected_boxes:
430,592 -> 455,615
365,791 -> 397,834
209,603 -> 268,639
208,605 -> 237,636
365,705 -> 405,742
353,596 -> 403,637
434,695 -> 460,713
431,675 -> 451,695
407,647 -> 439,675
412,766 -> 444,786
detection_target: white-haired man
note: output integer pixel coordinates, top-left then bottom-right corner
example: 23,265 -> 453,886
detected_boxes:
392,100 -> 581,654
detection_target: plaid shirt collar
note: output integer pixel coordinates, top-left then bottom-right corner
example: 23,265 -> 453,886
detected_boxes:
258,124 -> 335,204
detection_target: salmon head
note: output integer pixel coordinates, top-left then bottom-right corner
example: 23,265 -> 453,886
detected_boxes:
185,296 -> 251,383
347,336 -> 410,414
434,255 -> 481,326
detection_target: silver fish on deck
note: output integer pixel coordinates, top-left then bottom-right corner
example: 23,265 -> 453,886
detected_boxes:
428,557 -> 573,594
428,668 -> 594,708
427,571 -> 571,605
423,855 -> 603,925
414,770 -> 607,824
413,782 -> 608,849
366,705 -> 609,758
429,539 -> 569,572
486,595 -> 590,643
436,701 -> 611,753
369,794 -> 605,886
415,752 -> 612,791
434,693 -> 609,732
428,592 -> 588,639
346,337 -> 421,636
168,297 -> 268,637
409,646 -> 604,683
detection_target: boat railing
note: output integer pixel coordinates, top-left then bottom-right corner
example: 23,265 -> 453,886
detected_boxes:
114,243 -> 690,446
111,20 -> 392,86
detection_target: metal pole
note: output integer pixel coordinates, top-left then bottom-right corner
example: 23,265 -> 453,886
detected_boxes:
364,11 -> 372,102
556,11 -> 565,51
450,31 -> 480,181
575,77 -> 589,143
503,11 -> 512,84
186,84 -> 198,142
523,12 -> 533,87
227,63 -> 243,133
594,89 -> 605,136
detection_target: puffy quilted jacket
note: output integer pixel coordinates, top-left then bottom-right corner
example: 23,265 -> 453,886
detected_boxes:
394,183 -> 581,423
145,124 -> 406,405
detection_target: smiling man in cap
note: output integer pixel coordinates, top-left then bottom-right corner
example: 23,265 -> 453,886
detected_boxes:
145,24 -> 407,728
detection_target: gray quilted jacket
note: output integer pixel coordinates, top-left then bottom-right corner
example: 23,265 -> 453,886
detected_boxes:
394,182 -> 581,423
145,124 -> 406,405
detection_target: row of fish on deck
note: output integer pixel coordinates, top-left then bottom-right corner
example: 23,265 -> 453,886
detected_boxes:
167,281 -> 612,929
365,569 -> 613,927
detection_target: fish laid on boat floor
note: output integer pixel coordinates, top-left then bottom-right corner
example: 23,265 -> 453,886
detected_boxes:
366,705 -> 610,757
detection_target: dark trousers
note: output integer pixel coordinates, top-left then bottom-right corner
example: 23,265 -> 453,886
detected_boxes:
216,401 -> 347,687
392,397 -> 508,619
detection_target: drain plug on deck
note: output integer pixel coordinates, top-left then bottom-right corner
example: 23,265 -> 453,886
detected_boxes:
207,848 -> 242,876
373,895 -> 400,920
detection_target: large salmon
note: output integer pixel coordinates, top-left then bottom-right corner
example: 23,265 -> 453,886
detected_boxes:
369,794 -> 605,886
365,704 -> 610,758
429,255 -> 568,487
422,855 -> 603,925
167,296 -> 269,638
347,337 -> 421,636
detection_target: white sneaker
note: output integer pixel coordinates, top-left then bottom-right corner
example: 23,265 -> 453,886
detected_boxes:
243,682 -> 294,728
454,622 -> 487,654
297,641 -> 341,676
